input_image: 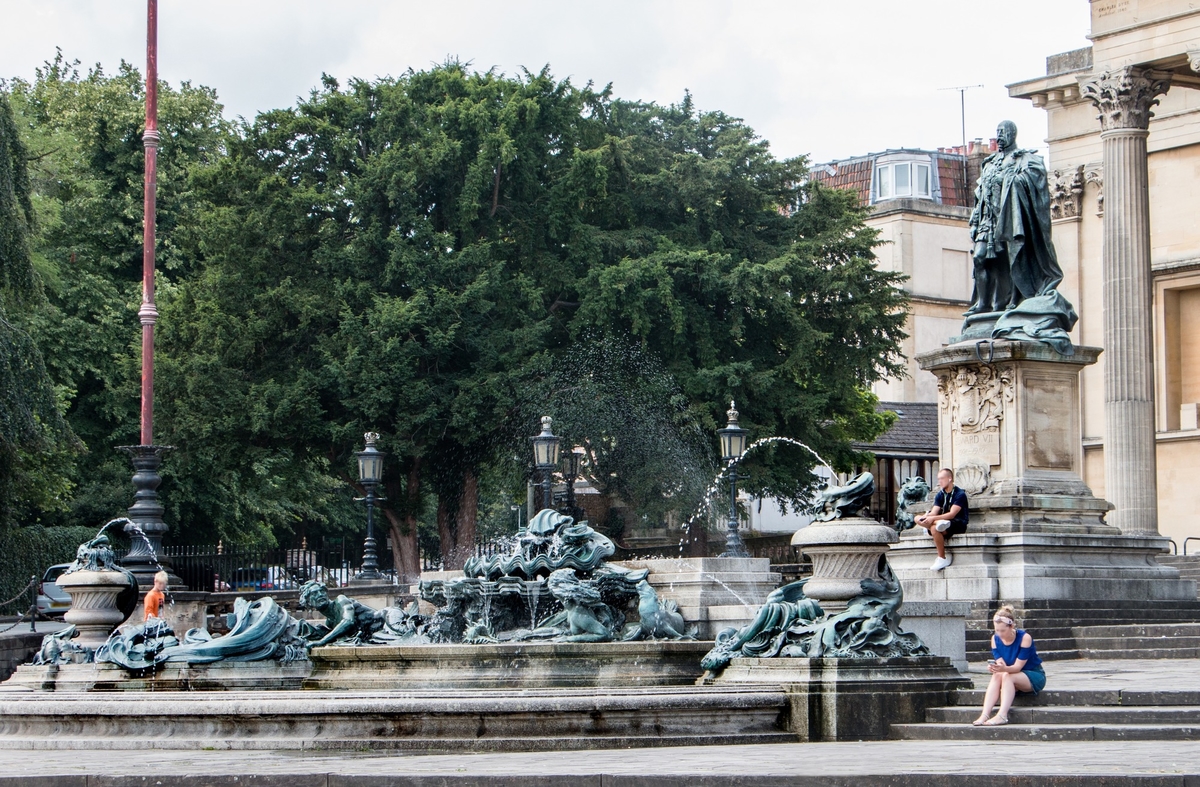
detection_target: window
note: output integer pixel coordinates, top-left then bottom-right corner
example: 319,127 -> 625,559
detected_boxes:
874,159 -> 933,203
915,163 -> 930,197
1161,282 -> 1200,430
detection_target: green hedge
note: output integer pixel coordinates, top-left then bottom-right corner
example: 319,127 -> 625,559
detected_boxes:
0,525 -> 97,609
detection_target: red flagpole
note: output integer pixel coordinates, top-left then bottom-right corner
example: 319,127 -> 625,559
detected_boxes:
140,0 -> 158,445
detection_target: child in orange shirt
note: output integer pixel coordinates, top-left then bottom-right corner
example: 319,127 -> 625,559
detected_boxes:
143,570 -> 168,621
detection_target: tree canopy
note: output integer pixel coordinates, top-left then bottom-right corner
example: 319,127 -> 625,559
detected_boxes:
0,88 -> 76,527
6,59 -> 907,574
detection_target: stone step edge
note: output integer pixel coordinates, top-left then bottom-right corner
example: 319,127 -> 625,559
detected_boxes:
891,722 -> 1200,740
0,732 -> 799,751
928,707 -> 1200,721
950,690 -> 1200,707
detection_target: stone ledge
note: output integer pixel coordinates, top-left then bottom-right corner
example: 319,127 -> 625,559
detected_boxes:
307,640 -> 714,689
918,341 -> 1102,370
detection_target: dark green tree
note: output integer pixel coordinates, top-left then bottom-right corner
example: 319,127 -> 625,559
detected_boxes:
0,88 -> 77,527
5,53 -> 228,530
162,64 -> 907,576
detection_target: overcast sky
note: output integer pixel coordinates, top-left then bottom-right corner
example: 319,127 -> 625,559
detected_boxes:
1,1 -> 1092,163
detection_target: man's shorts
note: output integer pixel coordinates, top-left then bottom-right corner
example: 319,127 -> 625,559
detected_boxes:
942,520 -> 968,538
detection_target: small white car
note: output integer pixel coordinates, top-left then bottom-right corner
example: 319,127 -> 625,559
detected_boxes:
36,564 -> 72,617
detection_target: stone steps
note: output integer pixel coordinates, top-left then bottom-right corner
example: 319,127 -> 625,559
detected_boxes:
963,603 -> 1200,662
1157,555 -> 1200,588
894,675 -> 1200,743
891,722 -> 1200,741
0,686 -> 794,751
925,704 -> 1200,724
0,732 -> 800,752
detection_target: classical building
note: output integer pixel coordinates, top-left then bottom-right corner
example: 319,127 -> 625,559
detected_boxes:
1008,0 -> 1200,547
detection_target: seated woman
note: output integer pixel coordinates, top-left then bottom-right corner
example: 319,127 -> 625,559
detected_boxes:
973,604 -> 1047,726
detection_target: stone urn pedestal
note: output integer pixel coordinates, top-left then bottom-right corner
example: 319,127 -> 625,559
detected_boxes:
791,516 -> 896,612
703,500 -> 969,741
57,570 -> 134,649
890,340 -> 1195,605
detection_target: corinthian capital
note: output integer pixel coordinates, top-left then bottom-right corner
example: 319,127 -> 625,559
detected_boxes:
1078,67 -> 1171,131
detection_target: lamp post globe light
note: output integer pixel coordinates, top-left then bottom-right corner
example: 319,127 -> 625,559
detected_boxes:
354,432 -> 385,582
532,416 -> 560,510
717,401 -> 750,558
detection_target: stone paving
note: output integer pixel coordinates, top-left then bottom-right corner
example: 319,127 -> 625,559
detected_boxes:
5,741 -> 1200,785
2,660 -> 1199,785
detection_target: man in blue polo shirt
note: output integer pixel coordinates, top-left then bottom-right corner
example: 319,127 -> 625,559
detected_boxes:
915,467 -> 969,572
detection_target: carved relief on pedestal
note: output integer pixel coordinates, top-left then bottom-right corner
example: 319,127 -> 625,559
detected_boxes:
1078,67 -> 1171,131
1048,165 -> 1085,220
955,462 -> 991,496
937,364 -> 1014,471
951,365 -> 1014,434
1084,163 -> 1103,215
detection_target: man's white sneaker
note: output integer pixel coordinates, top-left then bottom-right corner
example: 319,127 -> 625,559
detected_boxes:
935,520 -> 951,532
931,555 -> 952,571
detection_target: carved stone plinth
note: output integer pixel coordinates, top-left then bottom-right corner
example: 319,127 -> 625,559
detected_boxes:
892,339 -> 1195,605
708,656 -> 969,742
921,340 -> 1107,525
57,571 -> 133,649
791,516 -> 896,613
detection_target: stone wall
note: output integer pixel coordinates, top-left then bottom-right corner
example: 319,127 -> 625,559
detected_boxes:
0,629 -> 46,682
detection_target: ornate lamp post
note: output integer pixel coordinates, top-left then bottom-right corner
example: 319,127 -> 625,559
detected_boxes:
562,447 -> 584,519
118,0 -> 178,589
717,401 -> 750,558
531,416 -> 560,511
353,432 -> 385,582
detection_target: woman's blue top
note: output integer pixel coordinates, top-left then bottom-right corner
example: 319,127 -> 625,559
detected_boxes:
992,629 -> 1043,672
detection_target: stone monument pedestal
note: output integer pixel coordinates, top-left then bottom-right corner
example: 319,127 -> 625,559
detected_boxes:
891,340 -> 1195,604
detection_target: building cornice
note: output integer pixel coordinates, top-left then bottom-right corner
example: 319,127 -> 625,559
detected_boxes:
868,201 -> 970,221
1088,9 -> 1200,42
1008,70 -> 1090,107
908,294 -> 970,309
1152,256 -> 1200,276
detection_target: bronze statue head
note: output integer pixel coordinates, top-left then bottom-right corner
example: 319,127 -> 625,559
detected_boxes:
298,580 -> 330,609
996,120 -> 1017,152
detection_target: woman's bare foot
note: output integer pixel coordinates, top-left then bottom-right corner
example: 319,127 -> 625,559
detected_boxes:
983,715 -> 1009,726
971,715 -> 988,726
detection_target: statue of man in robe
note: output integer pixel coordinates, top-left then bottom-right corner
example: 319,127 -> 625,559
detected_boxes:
960,121 -> 1077,355
966,120 -> 1065,315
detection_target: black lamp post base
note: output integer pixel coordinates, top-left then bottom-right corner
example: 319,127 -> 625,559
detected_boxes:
719,523 -> 751,558
117,444 -> 184,590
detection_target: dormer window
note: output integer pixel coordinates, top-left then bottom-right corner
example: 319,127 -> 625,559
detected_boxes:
874,159 -> 932,202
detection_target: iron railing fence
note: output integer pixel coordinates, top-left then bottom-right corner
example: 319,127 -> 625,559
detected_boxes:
419,538 -> 512,572
162,540 -> 395,592
164,538 -> 510,589
164,531 -> 808,592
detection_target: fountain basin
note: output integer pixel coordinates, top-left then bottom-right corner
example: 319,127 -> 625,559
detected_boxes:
3,659 -> 312,692
306,640 -> 714,690
0,684 -> 792,751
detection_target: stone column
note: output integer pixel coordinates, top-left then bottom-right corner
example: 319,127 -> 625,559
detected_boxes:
1079,67 -> 1170,535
